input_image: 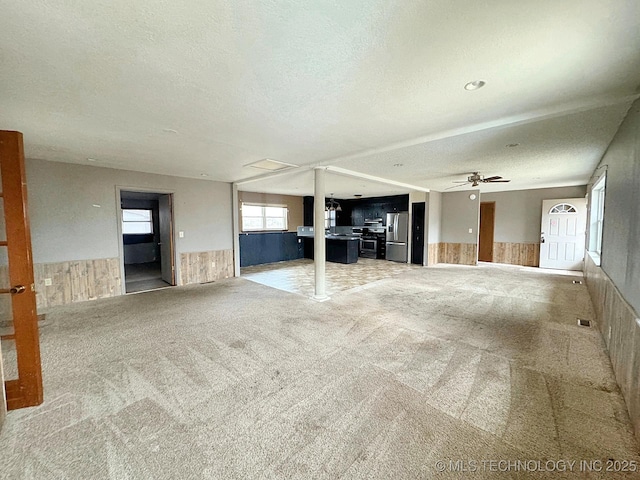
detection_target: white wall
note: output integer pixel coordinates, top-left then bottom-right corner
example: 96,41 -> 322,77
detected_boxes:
591,100 -> 640,314
440,191 -> 480,244
480,186 -> 587,243
26,159 -> 233,264
427,191 -> 441,244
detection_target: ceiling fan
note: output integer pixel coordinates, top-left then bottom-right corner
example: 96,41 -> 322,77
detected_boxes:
446,172 -> 511,189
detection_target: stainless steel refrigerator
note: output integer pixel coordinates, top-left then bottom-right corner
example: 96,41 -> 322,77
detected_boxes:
386,212 -> 409,262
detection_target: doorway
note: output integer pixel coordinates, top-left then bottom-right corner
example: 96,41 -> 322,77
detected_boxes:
478,202 -> 496,262
539,198 -> 587,270
120,191 -> 175,293
411,202 -> 425,265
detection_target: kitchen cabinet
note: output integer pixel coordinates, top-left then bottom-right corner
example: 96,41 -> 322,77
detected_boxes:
302,236 -> 359,263
326,237 -> 359,264
302,194 -> 409,228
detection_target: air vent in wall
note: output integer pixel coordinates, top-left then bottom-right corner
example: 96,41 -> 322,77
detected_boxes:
577,319 -> 592,327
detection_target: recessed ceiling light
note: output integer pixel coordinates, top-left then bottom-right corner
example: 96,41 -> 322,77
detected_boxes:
87,158 -> 97,162
200,173 -> 209,177
244,158 -> 298,171
506,143 -> 520,148
163,128 -> 179,134
393,163 -> 404,167
464,80 -> 486,91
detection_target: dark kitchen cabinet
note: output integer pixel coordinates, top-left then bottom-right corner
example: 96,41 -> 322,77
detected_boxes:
303,196 -> 314,226
351,195 -> 408,225
302,194 -> 409,228
377,233 -> 386,259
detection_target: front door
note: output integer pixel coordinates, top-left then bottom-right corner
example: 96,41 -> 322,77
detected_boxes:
0,131 -> 43,412
539,198 -> 587,270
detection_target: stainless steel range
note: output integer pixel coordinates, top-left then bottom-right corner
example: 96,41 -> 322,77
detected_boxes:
360,235 -> 378,258
360,219 -> 386,259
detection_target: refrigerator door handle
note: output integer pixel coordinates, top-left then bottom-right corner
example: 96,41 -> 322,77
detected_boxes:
394,215 -> 399,241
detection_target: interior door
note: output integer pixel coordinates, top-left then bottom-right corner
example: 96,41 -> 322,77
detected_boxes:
411,203 -> 425,265
539,198 -> 587,270
0,131 -> 43,411
478,202 -> 495,262
158,194 -> 174,285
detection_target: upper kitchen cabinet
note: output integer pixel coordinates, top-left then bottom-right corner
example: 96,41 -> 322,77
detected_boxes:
302,194 -> 409,227
303,196 -> 314,226
351,195 -> 409,225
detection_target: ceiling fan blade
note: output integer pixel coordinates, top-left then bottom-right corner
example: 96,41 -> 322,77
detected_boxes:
483,176 -> 502,181
487,179 -> 511,182
452,181 -> 469,183
445,183 -> 469,190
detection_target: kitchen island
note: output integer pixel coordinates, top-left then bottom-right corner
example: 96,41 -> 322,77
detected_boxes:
299,232 -> 360,264
325,235 -> 359,264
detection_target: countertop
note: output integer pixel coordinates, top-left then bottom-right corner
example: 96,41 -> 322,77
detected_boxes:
325,234 -> 360,241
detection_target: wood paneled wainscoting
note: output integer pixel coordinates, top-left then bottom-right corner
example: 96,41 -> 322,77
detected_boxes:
427,243 -> 439,265
584,253 -> 640,436
33,258 -> 121,309
492,242 -> 540,267
437,243 -> 477,265
180,249 -> 234,285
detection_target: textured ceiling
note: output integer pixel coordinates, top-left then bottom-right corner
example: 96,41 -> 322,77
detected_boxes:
1,1 -> 639,197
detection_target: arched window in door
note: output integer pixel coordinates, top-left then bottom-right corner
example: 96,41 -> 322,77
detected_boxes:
549,203 -> 577,214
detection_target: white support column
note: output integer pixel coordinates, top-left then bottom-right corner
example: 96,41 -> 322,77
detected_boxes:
232,183 -> 241,277
313,167 -> 329,301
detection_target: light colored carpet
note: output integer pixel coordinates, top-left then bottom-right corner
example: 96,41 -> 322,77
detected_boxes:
1,263 -> 638,479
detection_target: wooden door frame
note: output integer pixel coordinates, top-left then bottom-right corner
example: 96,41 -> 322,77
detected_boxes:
0,131 -> 43,410
479,201 -> 496,262
158,194 -> 176,285
115,187 -> 177,294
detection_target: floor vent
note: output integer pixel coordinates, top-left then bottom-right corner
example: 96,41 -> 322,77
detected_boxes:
577,319 -> 592,327
572,280 -> 583,284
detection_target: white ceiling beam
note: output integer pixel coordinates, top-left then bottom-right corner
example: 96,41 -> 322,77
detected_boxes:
320,93 -> 640,168
324,166 -> 429,193
235,164 -> 429,193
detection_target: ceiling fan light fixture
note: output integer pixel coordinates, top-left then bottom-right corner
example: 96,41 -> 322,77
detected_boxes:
464,80 -> 486,91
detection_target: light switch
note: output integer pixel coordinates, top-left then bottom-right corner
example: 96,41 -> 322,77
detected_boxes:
44,278 -> 52,286
468,228 -> 473,234
179,231 -> 184,238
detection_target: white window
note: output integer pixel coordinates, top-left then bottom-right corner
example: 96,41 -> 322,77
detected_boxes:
241,203 -> 288,231
122,209 -> 153,234
550,203 -> 577,214
588,175 -> 606,258
325,209 -> 336,230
